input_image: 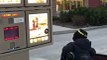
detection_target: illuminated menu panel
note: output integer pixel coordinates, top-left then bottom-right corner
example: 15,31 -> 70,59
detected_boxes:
28,0 -> 47,3
29,13 -> 48,44
0,0 -> 21,4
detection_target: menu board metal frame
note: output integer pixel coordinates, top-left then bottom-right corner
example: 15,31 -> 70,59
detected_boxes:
26,9 -> 52,48
0,11 -> 27,54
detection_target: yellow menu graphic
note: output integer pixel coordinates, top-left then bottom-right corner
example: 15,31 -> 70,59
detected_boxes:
0,0 -> 21,4
28,0 -> 47,3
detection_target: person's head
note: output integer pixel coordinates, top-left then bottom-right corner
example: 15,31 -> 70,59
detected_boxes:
73,29 -> 88,41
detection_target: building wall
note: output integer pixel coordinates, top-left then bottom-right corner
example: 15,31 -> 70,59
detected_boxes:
56,0 -> 85,11
55,0 -> 102,12
88,0 -> 101,8
53,0 -> 104,18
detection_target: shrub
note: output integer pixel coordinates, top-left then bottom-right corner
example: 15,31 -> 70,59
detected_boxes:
72,7 -> 88,26
58,7 -> 107,26
53,16 -> 60,21
72,7 -> 88,15
59,10 -> 72,22
87,8 -> 107,26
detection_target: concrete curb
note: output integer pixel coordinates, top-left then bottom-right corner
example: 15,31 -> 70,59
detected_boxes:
53,25 -> 107,35
30,58 -> 48,60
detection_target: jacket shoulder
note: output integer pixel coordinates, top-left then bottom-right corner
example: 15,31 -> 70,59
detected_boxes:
89,48 -> 96,56
63,42 -> 74,52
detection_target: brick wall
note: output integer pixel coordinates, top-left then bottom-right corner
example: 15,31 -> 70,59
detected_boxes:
88,0 -> 101,8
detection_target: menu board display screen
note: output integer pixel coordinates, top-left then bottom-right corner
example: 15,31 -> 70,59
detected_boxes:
0,0 -> 21,4
28,13 -> 49,44
4,26 -> 19,41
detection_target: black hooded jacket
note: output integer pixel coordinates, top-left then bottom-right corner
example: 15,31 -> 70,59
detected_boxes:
60,38 -> 96,60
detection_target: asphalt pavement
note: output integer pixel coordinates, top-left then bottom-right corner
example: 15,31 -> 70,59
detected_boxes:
30,25 -> 107,60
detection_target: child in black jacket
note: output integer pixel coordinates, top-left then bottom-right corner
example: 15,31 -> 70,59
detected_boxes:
60,29 -> 96,60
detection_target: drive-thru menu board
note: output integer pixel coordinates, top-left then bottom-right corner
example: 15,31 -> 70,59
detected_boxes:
0,0 -> 53,54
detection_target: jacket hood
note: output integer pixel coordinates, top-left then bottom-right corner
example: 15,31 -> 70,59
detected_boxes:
74,38 -> 91,50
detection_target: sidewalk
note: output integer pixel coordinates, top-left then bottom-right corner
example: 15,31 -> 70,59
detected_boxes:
53,25 -> 107,35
